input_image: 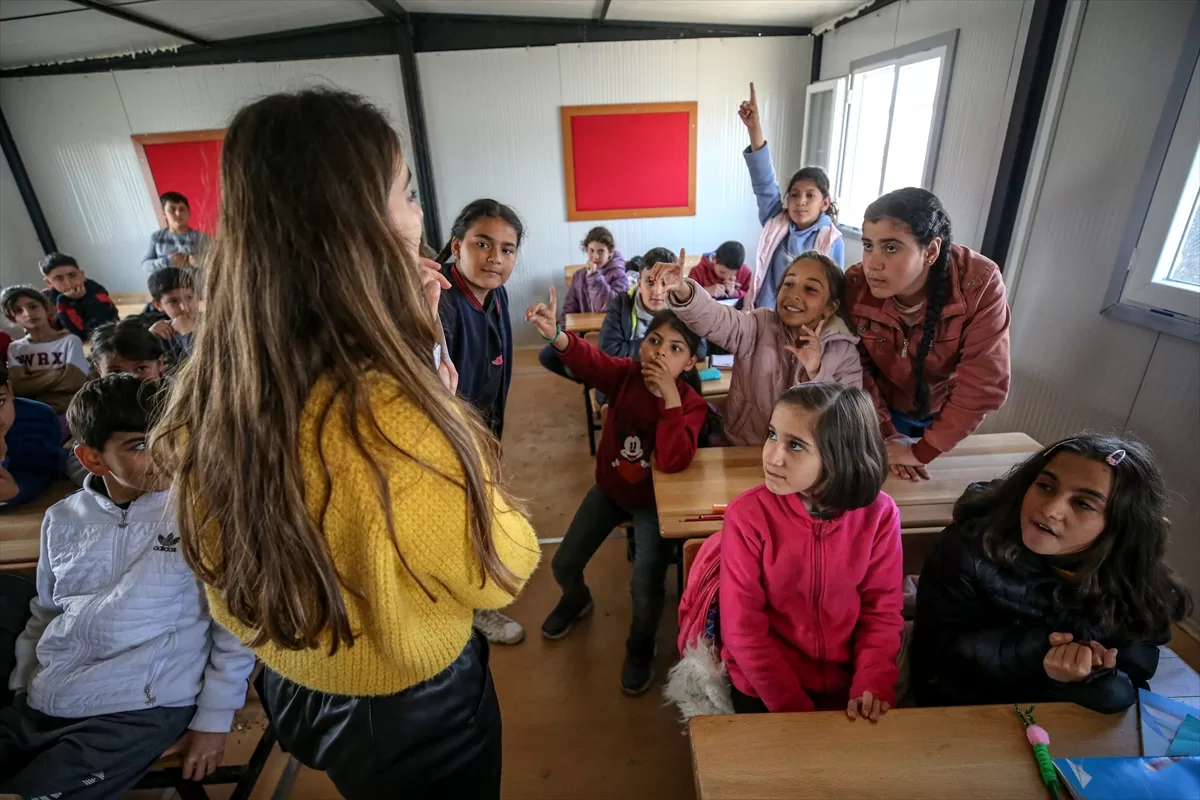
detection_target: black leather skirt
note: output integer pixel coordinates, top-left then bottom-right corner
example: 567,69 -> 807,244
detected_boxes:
259,631 -> 502,799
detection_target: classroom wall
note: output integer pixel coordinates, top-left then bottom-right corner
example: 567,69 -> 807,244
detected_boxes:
986,0 -> 1200,622
418,36 -> 812,345
0,56 -> 411,294
818,0 -> 1034,265
0,156 -> 45,291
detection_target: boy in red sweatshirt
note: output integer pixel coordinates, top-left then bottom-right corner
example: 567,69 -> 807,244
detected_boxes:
690,241 -> 752,301
720,382 -> 904,718
525,287 -> 707,695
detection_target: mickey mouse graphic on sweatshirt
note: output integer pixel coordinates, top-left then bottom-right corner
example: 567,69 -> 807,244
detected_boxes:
555,333 -> 707,509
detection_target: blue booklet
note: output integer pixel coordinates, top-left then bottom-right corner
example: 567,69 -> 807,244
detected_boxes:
1140,689 -> 1199,756
1054,756 -> 1200,800
1168,714 -> 1200,757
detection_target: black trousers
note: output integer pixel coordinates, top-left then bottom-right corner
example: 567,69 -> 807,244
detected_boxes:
730,685 -> 770,714
260,631 -> 502,799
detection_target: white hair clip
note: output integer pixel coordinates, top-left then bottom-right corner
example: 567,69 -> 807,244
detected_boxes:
1105,449 -> 1127,466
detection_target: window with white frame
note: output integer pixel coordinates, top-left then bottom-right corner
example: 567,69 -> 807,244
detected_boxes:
801,31 -> 958,230
1105,12 -> 1200,341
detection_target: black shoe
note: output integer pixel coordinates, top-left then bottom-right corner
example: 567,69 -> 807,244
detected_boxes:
621,646 -> 657,696
541,593 -> 594,640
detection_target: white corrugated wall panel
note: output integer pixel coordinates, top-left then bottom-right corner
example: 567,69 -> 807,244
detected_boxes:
0,57 -> 409,294
986,0 -> 1184,439
1125,334 -> 1200,622
418,46 -> 566,345
113,56 -> 411,146
557,39 -> 701,269
0,156 -> 46,294
0,73 -> 160,293
820,0 -> 1031,258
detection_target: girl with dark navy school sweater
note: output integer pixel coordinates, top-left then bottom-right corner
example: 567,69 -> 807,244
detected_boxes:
436,200 -> 523,441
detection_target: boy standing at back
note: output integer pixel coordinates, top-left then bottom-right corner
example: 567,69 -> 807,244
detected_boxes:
39,252 -> 119,342
2,286 -> 89,415
0,374 -> 255,796
142,191 -> 211,274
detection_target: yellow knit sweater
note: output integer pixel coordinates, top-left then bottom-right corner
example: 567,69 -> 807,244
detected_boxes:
205,375 -> 541,696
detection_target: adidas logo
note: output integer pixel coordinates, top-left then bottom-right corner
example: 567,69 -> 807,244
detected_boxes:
154,533 -> 180,553
81,772 -> 106,786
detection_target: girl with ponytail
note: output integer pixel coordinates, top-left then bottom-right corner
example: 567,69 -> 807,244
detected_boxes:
843,188 -> 1011,481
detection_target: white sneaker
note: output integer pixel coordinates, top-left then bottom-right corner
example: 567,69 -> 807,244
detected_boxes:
474,609 -> 526,645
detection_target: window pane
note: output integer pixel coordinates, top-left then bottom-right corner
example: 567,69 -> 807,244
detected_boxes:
840,65 -> 895,227
882,57 -> 942,193
1168,170 -> 1200,287
804,88 -> 835,174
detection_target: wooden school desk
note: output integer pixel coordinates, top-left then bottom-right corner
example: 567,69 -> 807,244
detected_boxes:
654,432 -> 1042,539
688,703 -> 1138,800
564,312 -> 606,335
1,480 -> 77,570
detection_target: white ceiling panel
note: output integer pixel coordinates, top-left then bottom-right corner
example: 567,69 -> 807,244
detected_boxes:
128,0 -> 380,41
0,9 -> 182,68
399,0 -> 598,18
606,0 -> 864,27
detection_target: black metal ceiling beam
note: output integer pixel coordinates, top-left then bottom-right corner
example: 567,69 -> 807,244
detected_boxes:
67,0 -> 212,48
408,12 -> 810,52
0,106 -> 56,253
598,0 -> 613,23
0,12 -> 811,78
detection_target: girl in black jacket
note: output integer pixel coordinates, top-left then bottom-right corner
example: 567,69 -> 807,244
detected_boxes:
911,434 -> 1191,713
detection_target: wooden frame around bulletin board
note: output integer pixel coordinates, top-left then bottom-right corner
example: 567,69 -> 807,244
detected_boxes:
561,101 -> 697,221
131,129 -> 226,229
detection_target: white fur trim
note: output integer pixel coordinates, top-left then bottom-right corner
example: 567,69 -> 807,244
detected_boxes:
663,639 -> 734,721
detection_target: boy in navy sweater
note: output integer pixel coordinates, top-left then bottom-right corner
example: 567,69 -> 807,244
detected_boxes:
39,253 -> 118,342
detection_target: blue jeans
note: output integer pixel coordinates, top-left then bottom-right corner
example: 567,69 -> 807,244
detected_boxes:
889,408 -> 933,438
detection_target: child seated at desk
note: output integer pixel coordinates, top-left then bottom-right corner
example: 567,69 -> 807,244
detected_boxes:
89,318 -> 167,380
690,241 -> 751,301
649,249 -> 860,446
910,434 -> 1192,714
0,374 -> 255,797
527,290 -> 707,695
2,285 -> 89,417
38,252 -> 119,342
559,225 -> 628,319
670,383 -> 902,720
145,267 -> 199,366
0,365 -> 65,508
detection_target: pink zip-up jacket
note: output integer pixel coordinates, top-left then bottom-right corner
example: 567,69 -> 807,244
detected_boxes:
747,215 -> 842,310
558,250 -> 629,322
669,277 -> 861,446
720,485 -> 904,712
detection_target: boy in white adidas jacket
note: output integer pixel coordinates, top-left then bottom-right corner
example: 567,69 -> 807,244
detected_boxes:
0,374 -> 255,798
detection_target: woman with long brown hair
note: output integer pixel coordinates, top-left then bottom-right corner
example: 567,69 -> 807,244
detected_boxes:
151,88 -> 539,797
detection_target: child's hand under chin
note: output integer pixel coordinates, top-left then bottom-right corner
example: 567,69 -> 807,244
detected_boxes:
641,355 -> 681,408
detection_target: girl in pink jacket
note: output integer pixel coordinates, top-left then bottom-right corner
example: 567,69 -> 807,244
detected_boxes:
671,383 -> 903,719
651,250 -> 861,446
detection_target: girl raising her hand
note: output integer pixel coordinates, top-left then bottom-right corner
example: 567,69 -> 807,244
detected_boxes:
527,286 -> 707,696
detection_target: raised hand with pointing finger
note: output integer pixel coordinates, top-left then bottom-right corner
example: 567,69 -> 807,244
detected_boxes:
783,318 -> 825,379
525,286 -> 566,350
646,248 -> 689,301
738,82 -> 766,151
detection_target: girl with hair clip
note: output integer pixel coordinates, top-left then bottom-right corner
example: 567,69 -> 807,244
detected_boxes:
670,383 -> 903,719
649,248 -> 861,447
738,82 -> 844,311
845,188 -> 1011,481
150,89 -> 539,799
911,434 -> 1192,713
527,288 -> 707,696
434,198 -> 528,645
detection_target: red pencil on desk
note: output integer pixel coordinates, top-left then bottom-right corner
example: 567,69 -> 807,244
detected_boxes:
681,514 -> 724,522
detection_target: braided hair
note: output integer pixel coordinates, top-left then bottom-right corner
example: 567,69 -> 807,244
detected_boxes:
434,198 -> 525,263
864,188 -> 953,418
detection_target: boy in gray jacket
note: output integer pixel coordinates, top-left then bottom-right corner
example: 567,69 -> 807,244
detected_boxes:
0,374 -> 255,798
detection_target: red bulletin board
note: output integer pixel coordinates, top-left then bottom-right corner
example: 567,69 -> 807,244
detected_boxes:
132,129 -> 224,234
561,102 -> 697,221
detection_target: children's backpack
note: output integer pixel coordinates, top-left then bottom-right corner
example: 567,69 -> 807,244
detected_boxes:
663,533 -> 732,719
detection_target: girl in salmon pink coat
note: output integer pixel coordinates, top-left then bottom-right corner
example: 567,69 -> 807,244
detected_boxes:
719,383 -> 904,719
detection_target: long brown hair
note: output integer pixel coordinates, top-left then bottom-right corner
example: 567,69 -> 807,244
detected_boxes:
960,434 -> 1191,639
151,88 -> 521,654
